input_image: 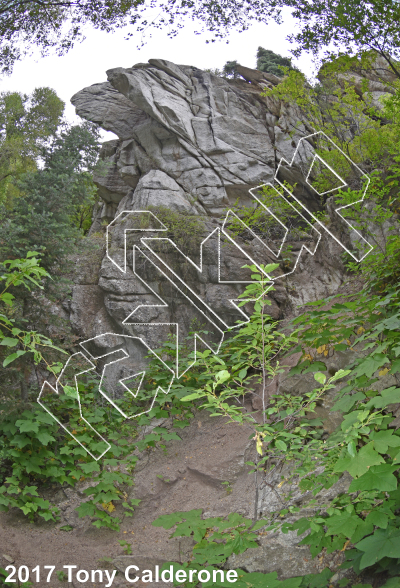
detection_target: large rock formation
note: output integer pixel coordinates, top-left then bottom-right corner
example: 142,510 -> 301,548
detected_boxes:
65,56 -> 396,434
69,59 -> 354,368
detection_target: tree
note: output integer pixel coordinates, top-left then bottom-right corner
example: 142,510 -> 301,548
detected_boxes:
0,0 -> 148,75
0,252 -> 66,400
222,60 -> 240,78
256,47 -> 297,77
0,88 -> 64,202
283,0 -> 400,80
0,122 -> 101,269
0,0 -> 276,76
2,0 -> 400,81
0,121 -> 100,400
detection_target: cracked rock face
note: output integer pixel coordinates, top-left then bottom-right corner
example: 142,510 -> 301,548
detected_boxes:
70,59 -> 349,358
72,58 -> 319,219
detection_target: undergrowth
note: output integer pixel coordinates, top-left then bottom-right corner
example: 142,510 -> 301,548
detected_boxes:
4,58 -> 400,586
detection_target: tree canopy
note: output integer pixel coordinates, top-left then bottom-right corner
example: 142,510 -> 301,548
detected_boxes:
256,47 -> 297,77
0,122 -> 100,268
285,0 -> 400,79
0,0 -> 143,74
2,0 -> 400,78
0,88 -> 64,202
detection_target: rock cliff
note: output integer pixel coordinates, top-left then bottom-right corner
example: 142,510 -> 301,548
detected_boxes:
69,59 -> 364,379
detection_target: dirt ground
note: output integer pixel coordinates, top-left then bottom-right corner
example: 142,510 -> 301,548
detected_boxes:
0,412 -> 256,587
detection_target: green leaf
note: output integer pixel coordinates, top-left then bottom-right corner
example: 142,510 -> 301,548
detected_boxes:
280,578 -> 303,588
307,568 -> 335,588
79,461 -> 100,474
180,392 -> 205,402
152,510 -> 201,530
275,440 -> 287,452
0,337 -> 18,346
365,511 -> 389,529
366,387 -> 400,409
3,350 -> 26,366
349,465 -> 398,492
371,429 -> 400,453
36,431 -> 55,446
76,502 -> 96,518
60,525 -> 73,531
330,369 -> 352,382
63,385 -> 78,399
291,518 -> 311,535
314,372 -> 326,385
354,354 -> 390,378
356,527 -> 400,570
15,419 -> 39,434
381,578 -> 400,588
347,441 -> 357,458
333,391 -> 366,413
300,361 -> 327,374
215,370 -> 230,384
22,485 -> 39,496
325,511 -> 360,538
334,442 -> 384,478
11,434 -> 33,449
0,293 -> 15,306
390,358 -> 400,374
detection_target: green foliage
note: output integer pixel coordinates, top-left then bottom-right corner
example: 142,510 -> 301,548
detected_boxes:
56,570 -> 68,581
262,60 -> 385,161
282,0 -> 400,79
0,252 -> 65,374
331,175 -> 400,291
274,287 -> 400,577
220,49 -> 299,81
4,0 -> 400,85
145,205 -> 205,256
3,239 -> 400,583
224,183 -> 314,272
152,510 -> 355,587
142,250 -> 400,584
0,114 -> 101,400
0,0 -> 148,75
118,539 -> 133,555
3,0 -> 400,86
0,88 -> 64,204
222,60 -> 240,79
153,509 -> 263,565
0,122 -> 101,269
256,47 -> 298,77
4,41 -> 400,588
0,379 -> 141,530
0,566 -> 33,587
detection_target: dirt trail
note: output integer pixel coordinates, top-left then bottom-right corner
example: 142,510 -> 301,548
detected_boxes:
0,412 -> 256,587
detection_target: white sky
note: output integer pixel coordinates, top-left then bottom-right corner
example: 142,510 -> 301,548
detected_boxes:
0,9 -> 316,137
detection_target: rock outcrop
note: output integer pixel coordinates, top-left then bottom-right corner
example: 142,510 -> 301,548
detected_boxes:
72,59 -> 336,221
69,59 -> 357,363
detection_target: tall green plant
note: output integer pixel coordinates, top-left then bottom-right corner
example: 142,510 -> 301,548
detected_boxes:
0,252 -> 65,375
0,122 -> 100,269
0,89 -> 64,204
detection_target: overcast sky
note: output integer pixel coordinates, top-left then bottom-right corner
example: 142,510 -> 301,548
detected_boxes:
0,9 -> 315,137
